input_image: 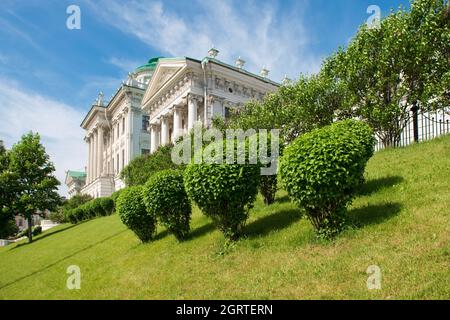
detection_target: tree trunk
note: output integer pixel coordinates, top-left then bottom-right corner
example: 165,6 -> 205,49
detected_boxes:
27,215 -> 33,243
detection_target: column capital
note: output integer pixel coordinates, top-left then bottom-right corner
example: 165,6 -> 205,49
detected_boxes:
149,122 -> 160,130
188,93 -> 203,103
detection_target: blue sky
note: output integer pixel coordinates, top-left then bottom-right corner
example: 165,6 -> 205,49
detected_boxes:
0,0 -> 411,195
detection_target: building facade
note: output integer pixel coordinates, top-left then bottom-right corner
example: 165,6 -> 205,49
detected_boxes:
78,50 -> 279,198
64,170 -> 87,199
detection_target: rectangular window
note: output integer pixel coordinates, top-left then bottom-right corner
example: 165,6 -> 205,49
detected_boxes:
141,149 -> 150,155
122,118 -> 125,135
224,107 -> 230,119
142,115 -> 150,131
122,149 -> 125,169
116,154 -> 119,174
117,123 -> 119,139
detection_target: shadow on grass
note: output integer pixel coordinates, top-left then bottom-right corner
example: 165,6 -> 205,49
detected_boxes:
154,229 -> 170,241
245,208 -> 301,238
348,202 -> 402,227
0,229 -> 128,290
10,224 -> 78,250
359,176 -> 404,196
275,194 -> 291,204
188,222 -> 216,240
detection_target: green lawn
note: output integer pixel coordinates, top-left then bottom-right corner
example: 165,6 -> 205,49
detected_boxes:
1,136 -> 449,299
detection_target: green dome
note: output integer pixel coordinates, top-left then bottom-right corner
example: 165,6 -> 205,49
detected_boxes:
135,56 -> 164,72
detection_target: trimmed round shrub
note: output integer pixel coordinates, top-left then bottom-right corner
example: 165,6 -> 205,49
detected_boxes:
111,189 -> 124,209
333,120 -> 376,183
184,138 -> 261,240
280,119 -> 374,238
260,175 -> 278,205
143,170 -> 191,241
66,207 -> 83,224
32,225 -> 42,236
116,186 -> 156,243
91,198 -> 107,218
98,197 -> 114,216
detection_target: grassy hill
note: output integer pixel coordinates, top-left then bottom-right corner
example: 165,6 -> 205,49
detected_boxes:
1,135 -> 449,299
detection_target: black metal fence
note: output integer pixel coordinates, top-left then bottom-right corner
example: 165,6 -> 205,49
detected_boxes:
375,107 -> 450,151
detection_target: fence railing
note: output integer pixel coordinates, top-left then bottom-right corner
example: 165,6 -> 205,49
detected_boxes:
375,107 -> 450,152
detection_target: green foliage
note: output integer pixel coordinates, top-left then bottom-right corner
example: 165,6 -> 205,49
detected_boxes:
260,175 -> 278,206
81,201 -> 96,219
49,208 -> 67,224
280,120 -> 375,238
66,208 -> 82,224
120,145 -> 183,187
403,0 -> 450,109
0,218 -> 19,239
52,194 -> 93,224
327,0 -> 449,146
6,132 -> 61,242
98,197 -> 114,216
111,189 -> 124,206
17,225 -> 42,239
143,170 -> 191,241
229,72 -> 343,144
0,146 -> 16,235
117,186 -> 156,243
66,197 -> 114,224
32,225 -> 42,236
64,194 -> 93,210
184,138 -> 261,240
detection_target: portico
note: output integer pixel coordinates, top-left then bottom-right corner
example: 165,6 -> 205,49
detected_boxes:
142,55 -> 279,152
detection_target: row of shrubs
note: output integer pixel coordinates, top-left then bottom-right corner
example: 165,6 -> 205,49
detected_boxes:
117,170 -> 191,242
116,120 -> 375,242
66,197 -> 115,224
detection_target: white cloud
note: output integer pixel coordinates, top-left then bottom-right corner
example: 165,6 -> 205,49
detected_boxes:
0,78 -> 87,197
88,0 -> 323,81
107,57 -> 141,74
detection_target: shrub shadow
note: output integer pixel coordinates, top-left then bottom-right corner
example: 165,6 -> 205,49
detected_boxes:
188,222 -> 216,240
275,194 -> 291,204
10,224 -> 77,250
245,208 -> 301,238
348,202 -> 402,227
359,176 -> 404,196
0,229 -> 127,290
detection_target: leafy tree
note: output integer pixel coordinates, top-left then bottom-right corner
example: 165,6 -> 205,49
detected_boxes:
402,0 -> 450,111
329,1 -> 449,146
0,142 -> 17,237
329,10 -> 411,147
120,144 -> 182,186
8,132 -> 60,242
229,72 -> 342,144
64,193 -> 93,210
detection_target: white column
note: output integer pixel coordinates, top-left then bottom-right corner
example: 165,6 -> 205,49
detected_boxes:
150,123 -> 160,153
89,136 -> 94,183
97,127 -> 103,177
161,116 -> 169,146
188,95 -> 197,130
173,106 -> 182,143
87,137 -> 91,184
89,133 -> 94,183
93,130 -> 98,180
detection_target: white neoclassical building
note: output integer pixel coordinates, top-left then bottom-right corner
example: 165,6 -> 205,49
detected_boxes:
77,49 -> 279,198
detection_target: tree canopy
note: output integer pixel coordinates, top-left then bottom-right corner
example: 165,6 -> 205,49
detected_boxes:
5,132 -> 61,242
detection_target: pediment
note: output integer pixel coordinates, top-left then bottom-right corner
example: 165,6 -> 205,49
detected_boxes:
142,59 -> 188,106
